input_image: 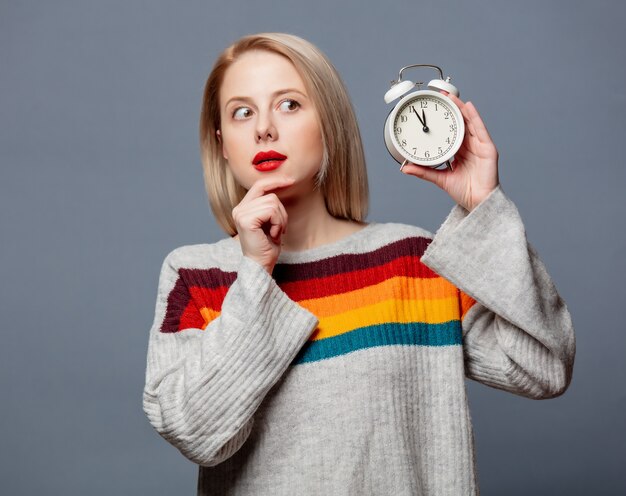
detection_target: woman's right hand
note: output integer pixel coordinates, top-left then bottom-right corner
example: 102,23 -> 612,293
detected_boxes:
232,176 -> 295,274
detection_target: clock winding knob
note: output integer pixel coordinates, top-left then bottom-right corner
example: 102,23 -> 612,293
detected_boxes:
384,80 -> 416,104
427,78 -> 460,97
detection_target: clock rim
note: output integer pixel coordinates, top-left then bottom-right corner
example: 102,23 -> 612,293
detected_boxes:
384,89 -> 465,167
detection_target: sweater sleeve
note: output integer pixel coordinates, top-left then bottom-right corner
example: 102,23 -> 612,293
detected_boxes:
421,185 -> 576,399
142,253 -> 319,466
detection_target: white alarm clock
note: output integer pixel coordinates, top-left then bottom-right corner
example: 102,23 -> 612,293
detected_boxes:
383,64 -> 465,171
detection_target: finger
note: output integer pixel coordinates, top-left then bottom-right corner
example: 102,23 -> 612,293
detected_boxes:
242,193 -> 286,220
400,162 -> 448,189
447,93 -> 475,129
253,193 -> 288,231
448,94 -> 475,133
242,176 -> 296,203
460,126 -> 481,155
236,202 -> 286,235
446,93 -> 480,144
269,223 -> 282,240
447,93 -> 467,110
255,194 -> 289,238
275,195 -> 288,235
260,193 -> 289,239
463,101 -> 493,144
267,201 -> 288,242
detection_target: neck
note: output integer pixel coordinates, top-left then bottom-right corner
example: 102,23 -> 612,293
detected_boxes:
279,187 -> 360,252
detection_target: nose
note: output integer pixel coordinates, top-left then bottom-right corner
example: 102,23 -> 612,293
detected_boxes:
255,111 -> 278,143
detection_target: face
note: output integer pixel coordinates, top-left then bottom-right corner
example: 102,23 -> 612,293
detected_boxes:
217,50 -> 324,198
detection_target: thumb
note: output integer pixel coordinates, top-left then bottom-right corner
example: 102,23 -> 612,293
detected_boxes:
400,162 -> 448,189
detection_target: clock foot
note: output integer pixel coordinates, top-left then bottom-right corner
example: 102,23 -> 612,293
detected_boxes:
445,160 -> 453,172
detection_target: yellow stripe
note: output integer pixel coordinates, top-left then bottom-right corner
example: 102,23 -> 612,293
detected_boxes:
311,296 -> 460,341
299,275 -> 457,318
200,276 -> 461,335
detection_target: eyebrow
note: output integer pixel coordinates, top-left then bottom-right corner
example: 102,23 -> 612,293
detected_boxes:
224,88 -> 308,107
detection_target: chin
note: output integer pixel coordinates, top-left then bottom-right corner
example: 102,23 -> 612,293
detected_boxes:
283,179 -> 319,200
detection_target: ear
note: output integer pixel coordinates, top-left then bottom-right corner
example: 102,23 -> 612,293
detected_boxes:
216,129 -> 228,160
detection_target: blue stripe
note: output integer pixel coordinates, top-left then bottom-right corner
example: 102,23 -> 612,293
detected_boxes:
292,321 -> 462,365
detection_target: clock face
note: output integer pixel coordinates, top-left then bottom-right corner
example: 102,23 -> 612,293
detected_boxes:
392,93 -> 462,164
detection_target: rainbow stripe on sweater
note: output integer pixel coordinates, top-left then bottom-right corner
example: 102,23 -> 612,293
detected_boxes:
161,236 -> 475,364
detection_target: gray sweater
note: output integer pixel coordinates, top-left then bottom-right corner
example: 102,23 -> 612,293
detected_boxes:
143,185 -> 575,495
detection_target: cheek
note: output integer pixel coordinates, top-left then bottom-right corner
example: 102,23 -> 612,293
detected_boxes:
221,129 -> 243,161
290,118 -> 324,157
225,160 -> 254,190
219,118 -> 249,160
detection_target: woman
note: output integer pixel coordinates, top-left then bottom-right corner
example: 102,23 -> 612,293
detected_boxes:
143,33 -> 575,495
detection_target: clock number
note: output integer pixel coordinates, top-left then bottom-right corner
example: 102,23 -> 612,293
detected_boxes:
412,147 -> 417,154
438,147 -> 443,154
420,101 -> 428,108
409,105 -> 416,113
400,115 -> 408,123
401,139 -> 407,147
449,124 -> 456,131
435,103 -> 438,111
445,137 -> 451,144
425,151 -> 430,158
444,111 -> 450,119
395,126 -> 402,134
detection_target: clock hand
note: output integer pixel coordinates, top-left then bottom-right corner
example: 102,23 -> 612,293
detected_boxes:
413,108 -> 424,125
421,109 -> 429,133
412,108 -> 429,132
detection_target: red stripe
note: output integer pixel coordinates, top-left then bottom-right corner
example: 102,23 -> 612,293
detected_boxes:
280,255 -> 438,301
161,271 -> 233,333
179,300 -> 206,330
274,236 -> 432,282
189,285 -> 229,312
162,237 -> 438,333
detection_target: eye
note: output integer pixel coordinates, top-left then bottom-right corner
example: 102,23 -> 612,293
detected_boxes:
278,99 -> 300,112
232,107 -> 252,120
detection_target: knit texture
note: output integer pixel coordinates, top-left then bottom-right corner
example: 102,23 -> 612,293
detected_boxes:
143,185 -> 575,495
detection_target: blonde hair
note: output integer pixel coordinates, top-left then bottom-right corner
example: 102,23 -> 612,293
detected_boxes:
199,32 -> 369,236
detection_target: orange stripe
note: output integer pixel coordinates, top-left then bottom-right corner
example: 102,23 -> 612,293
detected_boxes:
199,307 -> 220,330
460,291 -> 476,319
299,275 -> 457,318
198,278 -> 469,331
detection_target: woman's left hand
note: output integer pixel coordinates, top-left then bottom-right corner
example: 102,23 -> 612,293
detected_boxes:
400,94 -> 499,212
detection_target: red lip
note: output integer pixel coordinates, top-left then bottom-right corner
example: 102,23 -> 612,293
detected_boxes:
254,160 -> 284,172
252,150 -> 287,165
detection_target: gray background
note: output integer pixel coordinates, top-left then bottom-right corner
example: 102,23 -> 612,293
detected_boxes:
1,0 -> 624,494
